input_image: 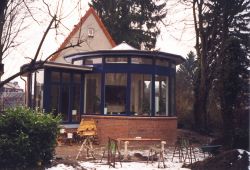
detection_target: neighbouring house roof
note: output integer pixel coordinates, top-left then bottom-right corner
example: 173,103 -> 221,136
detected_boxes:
2,82 -> 23,91
50,7 -> 116,61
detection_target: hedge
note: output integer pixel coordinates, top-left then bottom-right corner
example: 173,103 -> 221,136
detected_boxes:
0,107 -> 61,168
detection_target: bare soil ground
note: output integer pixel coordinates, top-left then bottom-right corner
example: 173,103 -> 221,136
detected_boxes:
51,129 -> 249,170
51,129 -> 212,168
51,129 -> 250,170
183,149 -> 249,170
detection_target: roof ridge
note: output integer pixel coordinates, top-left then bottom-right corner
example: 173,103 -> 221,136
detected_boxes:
50,7 -> 116,61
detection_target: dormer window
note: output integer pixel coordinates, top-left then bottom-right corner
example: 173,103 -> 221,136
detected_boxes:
88,28 -> 94,38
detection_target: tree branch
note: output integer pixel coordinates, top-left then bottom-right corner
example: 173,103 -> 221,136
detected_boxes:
33,15 -> 56,63
0,35 -> 86,88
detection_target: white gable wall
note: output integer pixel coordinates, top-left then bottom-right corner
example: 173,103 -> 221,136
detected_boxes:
54,14 -> 114,63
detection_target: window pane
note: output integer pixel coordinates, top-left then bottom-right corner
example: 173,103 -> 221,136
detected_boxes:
130,74 -> 151,116
31,72 -> 35,108
106,57 -> 128,63
171,63 -> 176,68
73,60 -> 83,66
105,73 -> 127,114
62,73 -> 70,83
74,74 -> 81,83
51,84 -> 59,115
84,74 -> 101,114
156,59 -> 169,67
51,71 -> 60,82
131,57 -> 152,65
84,57 -> 102,65
35,70 -> 44,109
72,84 -> 80,122
155,75 -> 169,116
61,85 -> 69,121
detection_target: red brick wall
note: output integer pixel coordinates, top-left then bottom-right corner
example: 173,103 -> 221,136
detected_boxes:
83,115 -> 177,145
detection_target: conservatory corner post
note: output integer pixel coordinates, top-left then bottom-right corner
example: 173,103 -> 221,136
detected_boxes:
151,74 -> 155,116
79,74 -> 84,115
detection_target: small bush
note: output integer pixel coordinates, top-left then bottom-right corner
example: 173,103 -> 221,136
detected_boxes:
0,107 -> 61,169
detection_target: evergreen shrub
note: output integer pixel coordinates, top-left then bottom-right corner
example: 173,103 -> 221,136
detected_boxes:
0,107 -> 61,168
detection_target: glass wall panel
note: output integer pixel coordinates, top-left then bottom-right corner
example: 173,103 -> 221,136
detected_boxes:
171,63 -> 176,68
61,85 -> 69,121
73,60 -> 83,66
155,75 -> 169,116
72,74 -> 81,122
84,74 -> 101,114
50,71 -> 82,122
62,72 -> 70,83
31,72 -> 35,108
51,71 -> 60,82
74,74 -> 81,82
130,74 -> 151,116
51,84 -> 60,116
35,70 -> 44,110
156,58 -> 169,67
106,57 -> 128,63
83,57 -> 102,65
131,57 -> 152,65
72,84 -> 80,121
105,73 -> 127,114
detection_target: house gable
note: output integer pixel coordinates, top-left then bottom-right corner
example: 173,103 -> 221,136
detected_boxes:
50,7 -> 116,63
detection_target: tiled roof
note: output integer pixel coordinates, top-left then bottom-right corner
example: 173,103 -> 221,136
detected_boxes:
3,82 -> 22,90
50,7 -> 116,61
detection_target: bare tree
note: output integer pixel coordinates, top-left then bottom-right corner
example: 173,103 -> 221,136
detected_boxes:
190,0 -> 249,132
0,0 -> 88,88
0,0 -> 32,79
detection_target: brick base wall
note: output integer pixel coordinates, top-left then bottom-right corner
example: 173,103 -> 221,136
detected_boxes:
82,115 -> 177,145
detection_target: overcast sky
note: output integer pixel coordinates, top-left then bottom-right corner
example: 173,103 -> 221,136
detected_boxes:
3,0 -> 195,88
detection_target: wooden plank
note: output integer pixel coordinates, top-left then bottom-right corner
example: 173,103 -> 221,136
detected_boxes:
116,137 -> 161,142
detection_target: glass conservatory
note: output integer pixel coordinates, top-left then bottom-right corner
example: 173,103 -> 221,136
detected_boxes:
25,43 -> 184,123
24,43 -> 184,126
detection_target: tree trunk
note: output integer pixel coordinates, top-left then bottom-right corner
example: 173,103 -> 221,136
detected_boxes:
0,0 -> 8,80
221,105 -> 234,148
220,78 -> 235,148
193,72 -> 209,133
192,0 -> 211,133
